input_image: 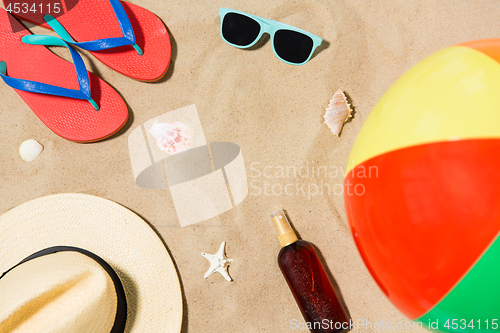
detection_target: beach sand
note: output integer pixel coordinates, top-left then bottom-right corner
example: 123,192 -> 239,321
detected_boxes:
1,0 -> 498,331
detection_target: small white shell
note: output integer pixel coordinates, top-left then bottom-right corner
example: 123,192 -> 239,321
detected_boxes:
323,89 -> 353,136
19,139 -> 43,162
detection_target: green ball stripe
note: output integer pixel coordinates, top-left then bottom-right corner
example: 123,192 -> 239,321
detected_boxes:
416,233 -> 500,332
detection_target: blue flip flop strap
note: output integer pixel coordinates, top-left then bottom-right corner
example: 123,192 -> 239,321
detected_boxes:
0,35 -> 99,110
45,0 -> 143,55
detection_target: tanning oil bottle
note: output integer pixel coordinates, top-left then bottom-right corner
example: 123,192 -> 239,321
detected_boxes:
271,209 -> 350,333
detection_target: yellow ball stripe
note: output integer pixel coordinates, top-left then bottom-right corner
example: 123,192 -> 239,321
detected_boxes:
346,46 -> 500,174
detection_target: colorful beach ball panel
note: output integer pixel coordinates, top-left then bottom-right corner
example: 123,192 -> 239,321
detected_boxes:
345,140 -> 500,322
344,40 -> 500,328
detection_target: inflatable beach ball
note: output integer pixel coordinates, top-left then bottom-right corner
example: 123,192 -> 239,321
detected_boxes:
344,39 -> 500,332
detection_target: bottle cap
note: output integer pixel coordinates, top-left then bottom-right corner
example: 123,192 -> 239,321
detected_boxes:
270,209 -> 298,247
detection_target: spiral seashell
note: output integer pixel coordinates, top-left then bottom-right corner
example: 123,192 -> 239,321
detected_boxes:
323,89 -> 353,136
19,139 -> 43,162
149,121 -> 191,154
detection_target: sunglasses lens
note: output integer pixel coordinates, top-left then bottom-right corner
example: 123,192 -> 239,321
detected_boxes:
274,30 -> 314,64
222,13 -> 261,46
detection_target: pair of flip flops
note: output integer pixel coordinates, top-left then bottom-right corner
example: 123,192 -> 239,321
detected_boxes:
0,0 -> 171,142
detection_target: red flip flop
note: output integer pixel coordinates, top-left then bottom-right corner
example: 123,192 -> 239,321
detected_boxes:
0,9 -> 128,142
4,0 -> 171,82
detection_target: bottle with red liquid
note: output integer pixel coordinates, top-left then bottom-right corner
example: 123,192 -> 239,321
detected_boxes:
271,209 -> 350,333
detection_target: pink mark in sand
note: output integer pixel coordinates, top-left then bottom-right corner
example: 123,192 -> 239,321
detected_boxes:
149,121 -> 191,154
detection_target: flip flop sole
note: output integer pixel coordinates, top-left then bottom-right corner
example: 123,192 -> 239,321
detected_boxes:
0,10 -> 128,142
4,0 -> 172,81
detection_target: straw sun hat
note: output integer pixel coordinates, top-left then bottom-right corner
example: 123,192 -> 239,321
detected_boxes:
0,193 -> 183,333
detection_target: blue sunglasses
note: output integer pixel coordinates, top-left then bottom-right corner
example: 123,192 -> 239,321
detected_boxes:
219,8 -> 323,65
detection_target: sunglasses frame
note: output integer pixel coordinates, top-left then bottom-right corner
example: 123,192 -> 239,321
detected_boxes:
219,8 -> 323,66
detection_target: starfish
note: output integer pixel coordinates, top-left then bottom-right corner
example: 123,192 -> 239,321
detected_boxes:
201,242 -> 233,281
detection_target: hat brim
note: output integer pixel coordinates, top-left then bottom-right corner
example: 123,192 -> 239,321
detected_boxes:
0,193 -> 182,333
